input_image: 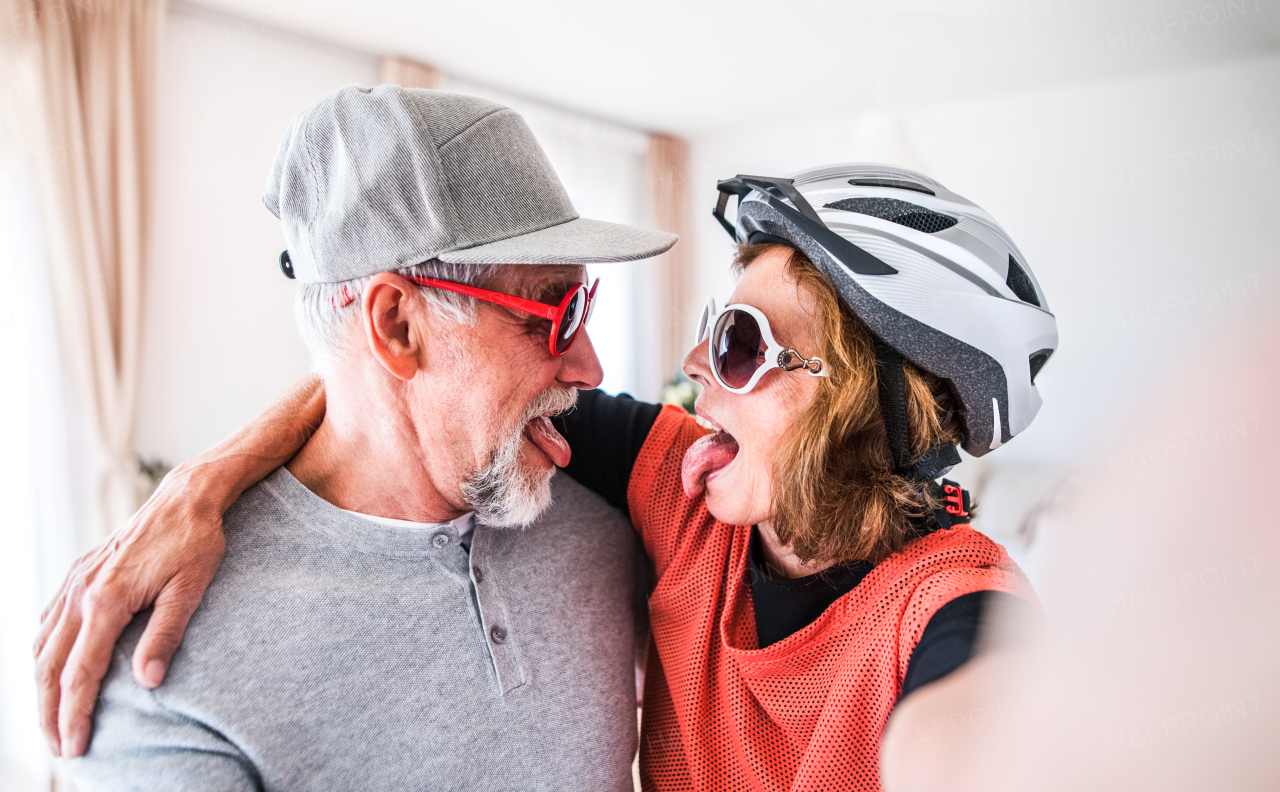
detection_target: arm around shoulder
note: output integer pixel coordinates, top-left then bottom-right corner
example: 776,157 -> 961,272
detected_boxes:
35,375 -> 327,759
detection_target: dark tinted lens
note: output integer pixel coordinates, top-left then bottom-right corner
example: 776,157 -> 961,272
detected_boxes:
712,309 -> 765,389
554,288 -> 584,355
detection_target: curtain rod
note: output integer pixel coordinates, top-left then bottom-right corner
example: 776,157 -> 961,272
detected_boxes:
168,0 -> 657,138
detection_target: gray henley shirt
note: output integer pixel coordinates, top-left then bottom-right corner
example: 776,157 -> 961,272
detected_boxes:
69,468 -> 646,791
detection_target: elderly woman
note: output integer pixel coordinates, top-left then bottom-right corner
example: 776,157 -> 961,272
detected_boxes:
558,167 -> 1057,789
37,164 -> 1057,791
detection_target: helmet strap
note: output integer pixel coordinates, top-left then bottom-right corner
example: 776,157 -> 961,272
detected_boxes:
911,442 -> 961,482
874,337 -> 913,473
873,337 -> 962,482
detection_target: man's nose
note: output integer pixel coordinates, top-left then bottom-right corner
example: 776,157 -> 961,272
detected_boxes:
558,329 -> 604,390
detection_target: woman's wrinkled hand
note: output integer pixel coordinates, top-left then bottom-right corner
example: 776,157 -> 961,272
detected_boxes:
33,461 -> 228,759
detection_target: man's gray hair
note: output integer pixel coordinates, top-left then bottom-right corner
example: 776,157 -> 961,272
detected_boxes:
294,261 -> 498,378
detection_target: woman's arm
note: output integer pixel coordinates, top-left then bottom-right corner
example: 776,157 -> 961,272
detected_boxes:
880,648 -> 1042,792
35,375 -> 326,759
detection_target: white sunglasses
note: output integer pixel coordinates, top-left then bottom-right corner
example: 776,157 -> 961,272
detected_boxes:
695,298 -> 828,394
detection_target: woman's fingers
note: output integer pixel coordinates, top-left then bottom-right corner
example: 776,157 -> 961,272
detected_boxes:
47,493 -> 229,758
57,590 -> 137,758
130,562 -> 220,689
39,571 -> 73,624
33,589 -> 68,664
35,600 -> 82,757
35,547 -> 107,756
32,456 -> 236,760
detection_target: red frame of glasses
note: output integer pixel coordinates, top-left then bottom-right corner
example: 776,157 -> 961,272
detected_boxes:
408,276 -> 598,357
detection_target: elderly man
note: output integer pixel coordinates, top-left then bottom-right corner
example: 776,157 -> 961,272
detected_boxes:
63,85 -> 674,790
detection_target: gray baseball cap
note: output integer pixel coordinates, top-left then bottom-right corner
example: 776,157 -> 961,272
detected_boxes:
263,85 -> 678,283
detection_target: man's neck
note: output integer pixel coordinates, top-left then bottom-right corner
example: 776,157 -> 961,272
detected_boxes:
285,375 -> 469,524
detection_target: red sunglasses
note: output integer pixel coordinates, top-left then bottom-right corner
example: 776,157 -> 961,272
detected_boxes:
408,276 -> 599,357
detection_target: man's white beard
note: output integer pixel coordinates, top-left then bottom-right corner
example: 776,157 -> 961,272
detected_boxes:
462,387 -> 578,528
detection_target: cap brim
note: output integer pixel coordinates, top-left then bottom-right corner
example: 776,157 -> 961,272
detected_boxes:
436,218 -> 677,265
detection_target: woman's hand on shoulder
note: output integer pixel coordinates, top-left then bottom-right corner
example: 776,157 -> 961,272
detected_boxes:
34,374 -> 325,758
34,459 -> 228,759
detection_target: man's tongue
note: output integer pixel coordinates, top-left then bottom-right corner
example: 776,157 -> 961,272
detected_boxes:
681,431 -> 739,499
524,416 -> 572,468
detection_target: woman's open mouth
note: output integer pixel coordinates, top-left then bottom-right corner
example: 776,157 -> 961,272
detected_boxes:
681,428 -> 739,499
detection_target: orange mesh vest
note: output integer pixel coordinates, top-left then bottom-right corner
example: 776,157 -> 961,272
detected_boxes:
629,406 -> 1037,792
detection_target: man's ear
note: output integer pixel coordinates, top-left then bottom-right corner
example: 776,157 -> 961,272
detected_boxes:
363,273 -> 426,381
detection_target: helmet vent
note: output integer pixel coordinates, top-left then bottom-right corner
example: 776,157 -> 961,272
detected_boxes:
824,197 -> 958,234
848,177 -> 936,195
1029,348 -> 1053,384
1005,255 -> 1042,307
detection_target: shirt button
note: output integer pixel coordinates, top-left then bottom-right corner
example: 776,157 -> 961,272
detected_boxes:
489,626 -> 507,644
432,533 -> 449,549
472,567 -> 484,583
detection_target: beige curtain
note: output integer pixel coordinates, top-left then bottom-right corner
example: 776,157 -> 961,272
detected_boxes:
646,133 -> 691,384
379,56 -> 440,89
3,0 -> 164,536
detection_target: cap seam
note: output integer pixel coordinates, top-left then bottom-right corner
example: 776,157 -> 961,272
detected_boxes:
399,90 -> 464,254
434,105 -> 511,149
297,112 -> 323,277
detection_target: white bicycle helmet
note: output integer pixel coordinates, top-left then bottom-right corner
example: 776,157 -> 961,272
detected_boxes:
713,164 -> 1058,477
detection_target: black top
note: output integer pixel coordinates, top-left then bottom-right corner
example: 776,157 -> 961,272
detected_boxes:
554,388 -> 1032,701
553,389 -> 662,511
748,528 -> 876,650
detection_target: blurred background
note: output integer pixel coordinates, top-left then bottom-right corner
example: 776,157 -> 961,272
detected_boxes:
1,1 -> 1277,789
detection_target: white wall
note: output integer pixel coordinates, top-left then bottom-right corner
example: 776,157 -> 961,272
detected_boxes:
686,54 -> 1280,570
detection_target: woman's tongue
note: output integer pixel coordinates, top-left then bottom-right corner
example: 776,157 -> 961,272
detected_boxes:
681,431 -> 740,499
523,416 -> 571,467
